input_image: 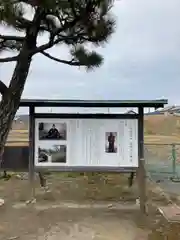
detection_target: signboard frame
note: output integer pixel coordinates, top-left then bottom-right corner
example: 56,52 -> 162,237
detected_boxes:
6,98 -> 167,214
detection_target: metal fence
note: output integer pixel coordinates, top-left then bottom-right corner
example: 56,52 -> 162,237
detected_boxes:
145,143 -> 180,182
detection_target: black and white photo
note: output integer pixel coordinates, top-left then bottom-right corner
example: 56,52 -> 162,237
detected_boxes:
38,122 -> 67,140
105,132 -> 117,153
38,142 -> 66,163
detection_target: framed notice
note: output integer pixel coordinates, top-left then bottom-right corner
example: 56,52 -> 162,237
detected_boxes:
34,118 -> 138,168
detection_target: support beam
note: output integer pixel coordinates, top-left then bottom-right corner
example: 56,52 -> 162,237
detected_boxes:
28,106 -> 35,201
137,107 -> 146,214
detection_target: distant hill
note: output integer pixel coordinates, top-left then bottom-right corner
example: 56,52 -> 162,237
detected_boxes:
144,115 -> 180,136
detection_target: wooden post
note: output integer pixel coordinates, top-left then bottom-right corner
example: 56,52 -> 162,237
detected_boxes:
28,105 -> 35,201
138,106 -> 146,214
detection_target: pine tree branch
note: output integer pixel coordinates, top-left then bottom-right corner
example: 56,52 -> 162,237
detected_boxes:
16,16 -> 32,29
0,35 -> 24,41
31,34 -> 85,55
31,38 -> 60,55
41,51 -> 81,66
0,56 -> 18,62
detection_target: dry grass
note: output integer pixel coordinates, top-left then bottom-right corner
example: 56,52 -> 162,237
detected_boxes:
6,142 -> 29,146
6,129 -> 28,146
145,115 -> 180,136
0,173 -> 137,203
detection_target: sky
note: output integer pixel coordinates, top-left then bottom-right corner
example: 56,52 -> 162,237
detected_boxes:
1,0 -> 180,113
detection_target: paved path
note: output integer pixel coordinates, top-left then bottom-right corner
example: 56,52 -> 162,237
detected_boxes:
11,202 -> 148,240
28,211 -> 144,240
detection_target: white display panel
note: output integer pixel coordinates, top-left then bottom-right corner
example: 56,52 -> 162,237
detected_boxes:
34,118 -> 138,168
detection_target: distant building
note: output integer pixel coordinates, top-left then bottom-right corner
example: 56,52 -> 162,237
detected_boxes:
149,105 -> 180,116
126,110 -> 136,114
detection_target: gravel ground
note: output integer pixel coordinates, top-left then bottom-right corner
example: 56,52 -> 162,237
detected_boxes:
0,173 -> 164,240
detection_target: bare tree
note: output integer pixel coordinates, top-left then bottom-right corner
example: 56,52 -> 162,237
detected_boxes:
0,0 -> 115,163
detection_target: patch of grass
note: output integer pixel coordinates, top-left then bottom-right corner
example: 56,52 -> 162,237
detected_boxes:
6,142 -> 29,146
0,173 -> 138,203
10,129 -> 28,133
145,129 -> 156,135
145,115 -> 180,137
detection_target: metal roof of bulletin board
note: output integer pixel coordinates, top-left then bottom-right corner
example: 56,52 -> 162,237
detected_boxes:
19,99 -> 168,108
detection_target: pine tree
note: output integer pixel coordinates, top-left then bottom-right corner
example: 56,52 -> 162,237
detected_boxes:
0,0 -> 115,159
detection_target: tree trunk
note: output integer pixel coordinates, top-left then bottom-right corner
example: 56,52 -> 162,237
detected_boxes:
0,5 -> 44,161
0,7 -> 47,191
0,53 -> 47,187
0,52 -> 32,164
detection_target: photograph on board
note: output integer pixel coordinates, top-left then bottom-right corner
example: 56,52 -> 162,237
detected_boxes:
105,132 -> 117,153
38,122 -> 67,140
38,142 -> 66,163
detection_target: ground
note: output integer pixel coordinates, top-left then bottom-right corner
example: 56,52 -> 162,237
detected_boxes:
1,204 -> 144,240
14,210 -> 137,240
0,172 -> 177,240
1,114 -> 180,240
0,173 -> 151,240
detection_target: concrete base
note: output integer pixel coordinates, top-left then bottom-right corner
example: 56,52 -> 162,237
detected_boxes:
158,205 -> 180,222
13,201 -> 139,211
